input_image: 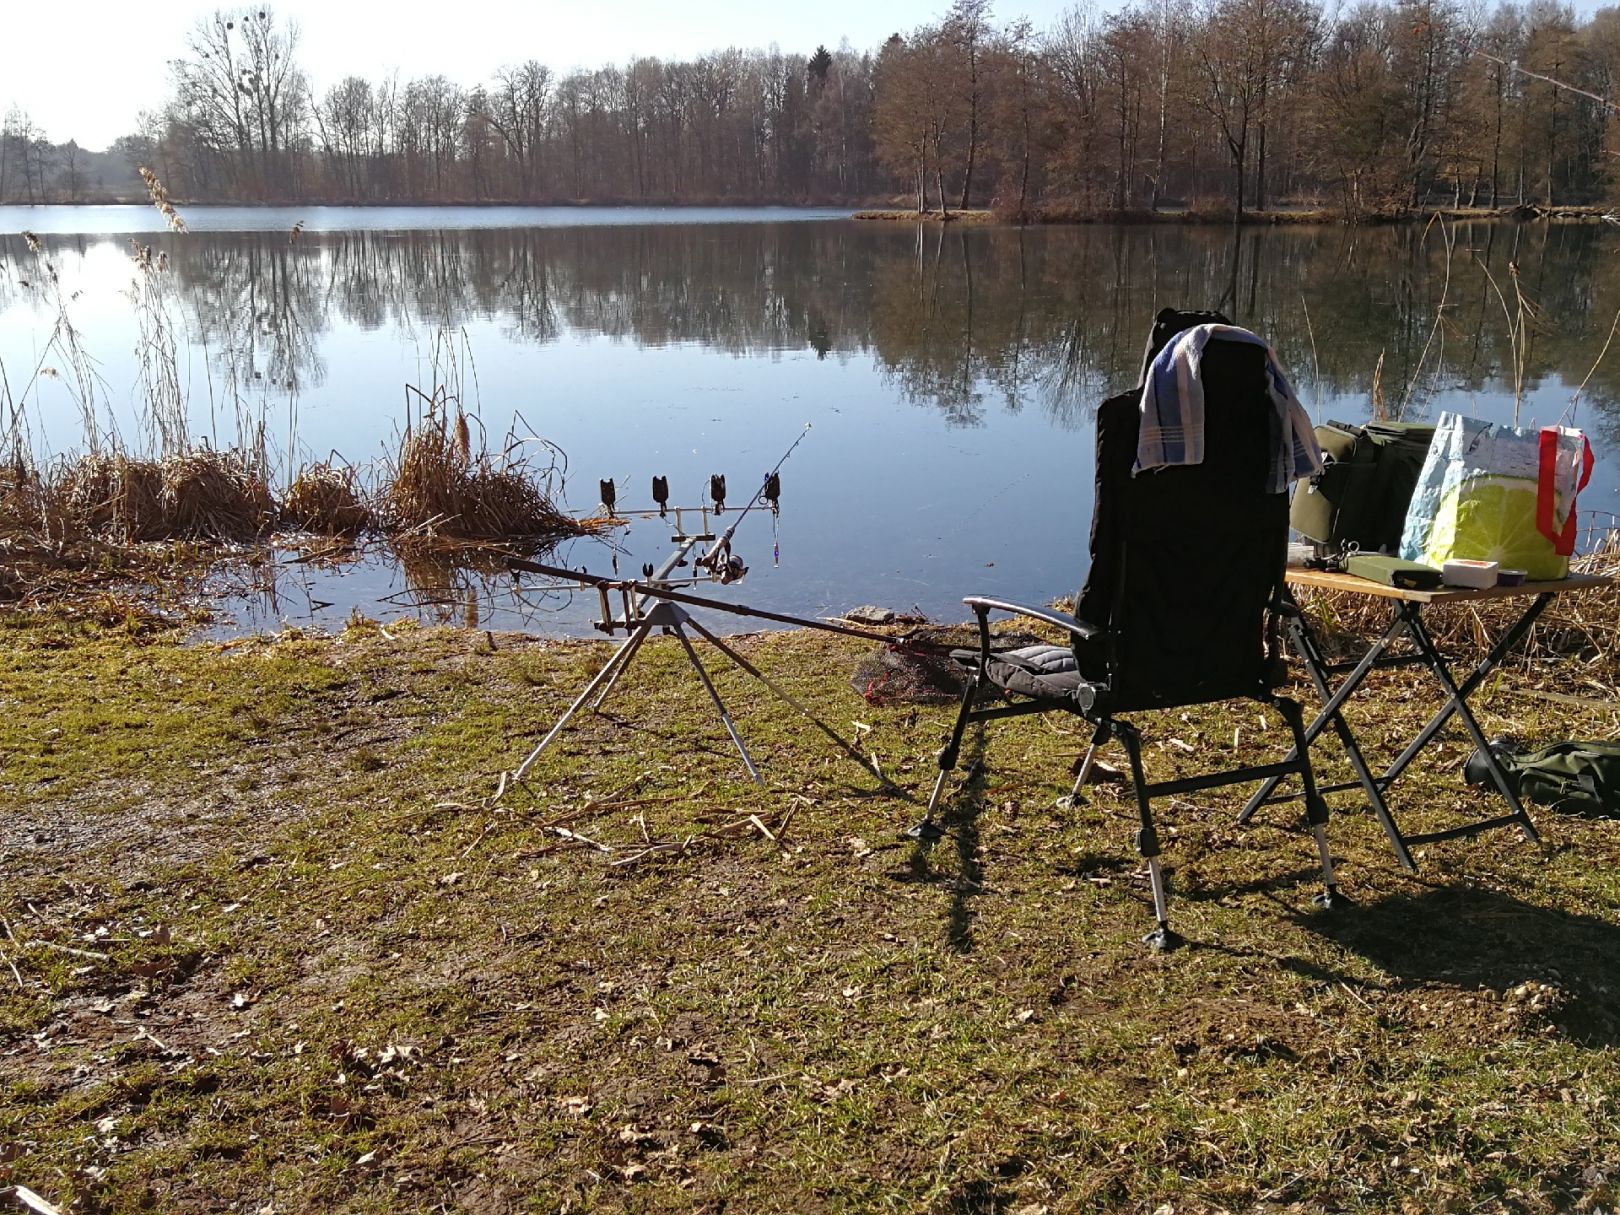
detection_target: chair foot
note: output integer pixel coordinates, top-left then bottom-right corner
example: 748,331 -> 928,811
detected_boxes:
905,818 -> 945,844
1313,885 -> 1348,910
1143,923 -> 1183,953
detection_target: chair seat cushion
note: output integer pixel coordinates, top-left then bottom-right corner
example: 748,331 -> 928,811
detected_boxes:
983,644 -> 1094,706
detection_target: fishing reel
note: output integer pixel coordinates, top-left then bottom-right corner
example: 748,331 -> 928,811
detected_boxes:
696,536 -> 748,585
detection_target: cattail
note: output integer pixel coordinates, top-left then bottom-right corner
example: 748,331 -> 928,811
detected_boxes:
454,413 -> 471,464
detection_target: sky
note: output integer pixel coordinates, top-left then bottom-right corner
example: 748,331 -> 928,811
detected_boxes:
8,0 -> 1078,152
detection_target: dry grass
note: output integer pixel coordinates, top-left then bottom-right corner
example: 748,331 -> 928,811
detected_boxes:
1,451 -> 68,544
158,450 -> 276,541
5,619 -> 1620,1213
381,409 -> 582,543
58,450 -> 274,543
59,453 -> 165,542
1297,538 -> 1620,687
281,461 -> 371,536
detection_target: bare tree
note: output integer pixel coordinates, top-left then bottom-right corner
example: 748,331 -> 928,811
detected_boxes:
946,0 -> 994,207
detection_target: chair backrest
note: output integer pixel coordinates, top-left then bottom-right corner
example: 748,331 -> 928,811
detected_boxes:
1074,330 -> 1288,710
1136,307 -> 1232,384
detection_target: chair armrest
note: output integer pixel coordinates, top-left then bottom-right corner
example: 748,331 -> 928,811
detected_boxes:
962,596 -> 1101,641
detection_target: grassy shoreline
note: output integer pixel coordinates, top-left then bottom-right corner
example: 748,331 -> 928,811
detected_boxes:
853,203 -> 1620,226
3,595 -> 1620,1212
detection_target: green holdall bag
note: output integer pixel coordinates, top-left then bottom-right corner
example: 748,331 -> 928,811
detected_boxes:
1466,739 -> 1620,817
1291,420 -> 1436,554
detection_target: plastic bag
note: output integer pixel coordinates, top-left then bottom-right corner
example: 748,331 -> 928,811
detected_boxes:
1399,412 -> 1593,581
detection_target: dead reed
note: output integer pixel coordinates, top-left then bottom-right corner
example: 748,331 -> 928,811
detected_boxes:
58,450 -> 274,543
381,408 -> 582,543
160,450 -> 276,540
1,450 -> 66,543
282,461 -> 371,536
60,454 -> 165,541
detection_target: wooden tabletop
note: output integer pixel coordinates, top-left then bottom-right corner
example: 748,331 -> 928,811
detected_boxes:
1284,567 -> 1613,603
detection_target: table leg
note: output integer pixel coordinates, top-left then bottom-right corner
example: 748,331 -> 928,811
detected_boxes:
1239,606 -> 1407,828
1398,604 -> 1540,845
1377,593 -> 1554,789
1285,610 -> 1417,872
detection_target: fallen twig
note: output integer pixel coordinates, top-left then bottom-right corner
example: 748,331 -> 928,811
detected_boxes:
137,1027 -> 175,1055
552,826 -> 611,853
510,839 -> 602,860
609,842 -> 687,867
35,940 -> 109,962
459,820 -> 496,860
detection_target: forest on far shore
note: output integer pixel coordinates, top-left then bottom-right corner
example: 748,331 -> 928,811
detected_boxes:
4,0 -> 1620,218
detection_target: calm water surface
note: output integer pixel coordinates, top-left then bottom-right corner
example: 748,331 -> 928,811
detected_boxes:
3,206 -> 1617,636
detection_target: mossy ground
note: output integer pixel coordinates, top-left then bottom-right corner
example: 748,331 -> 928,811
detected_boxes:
1,604 -> 1618,1213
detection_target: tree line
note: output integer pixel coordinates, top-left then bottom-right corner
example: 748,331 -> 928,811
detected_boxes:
6,0 -> 1620,215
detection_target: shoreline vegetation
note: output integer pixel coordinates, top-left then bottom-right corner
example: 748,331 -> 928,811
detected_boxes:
0,439 -> 597,607
853,202 -> 1620,225
10,198 -> 1618,227
2,203 -> 597,607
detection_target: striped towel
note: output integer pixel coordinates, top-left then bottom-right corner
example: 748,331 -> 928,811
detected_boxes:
1135,324 -> 1322,493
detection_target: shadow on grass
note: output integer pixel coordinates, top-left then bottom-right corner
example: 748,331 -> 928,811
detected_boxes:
895,727 -> 989,953
1302,884 -> 1620,1046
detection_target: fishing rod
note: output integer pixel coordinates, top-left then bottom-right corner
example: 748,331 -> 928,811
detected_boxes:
695,422 -> 812,580
506,554 -> 903,644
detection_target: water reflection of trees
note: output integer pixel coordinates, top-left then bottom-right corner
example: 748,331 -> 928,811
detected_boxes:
125,220 -> 1620,431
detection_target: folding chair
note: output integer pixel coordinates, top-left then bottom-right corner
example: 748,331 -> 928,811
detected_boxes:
913,311 -> 1341,950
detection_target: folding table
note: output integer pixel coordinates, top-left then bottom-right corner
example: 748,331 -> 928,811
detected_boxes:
1242,569 -> 1612,871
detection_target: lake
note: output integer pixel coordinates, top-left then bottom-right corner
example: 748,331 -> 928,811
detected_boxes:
3,205 -> 1617,637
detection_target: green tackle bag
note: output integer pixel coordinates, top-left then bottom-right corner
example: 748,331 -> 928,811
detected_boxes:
1466,739 -> 1620,817
1291,420 -> 1436,554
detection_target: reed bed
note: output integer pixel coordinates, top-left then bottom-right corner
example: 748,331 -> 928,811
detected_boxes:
380,409 -> 583,543
159,450 -> 276,540
59,454 -> 165,541
282,461 -> 371,536
1,452 -> 70,544
57,450 -> 274,543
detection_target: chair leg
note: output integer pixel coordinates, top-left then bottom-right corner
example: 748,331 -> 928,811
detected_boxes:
908,667 -> 980,842
1118,722 -> 1180,952
1277,696 -> 1342,909
1066,721 -> 1112,805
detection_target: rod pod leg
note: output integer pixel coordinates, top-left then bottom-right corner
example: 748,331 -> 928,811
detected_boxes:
512,620 -> 655,783
670,624 -> 764,787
